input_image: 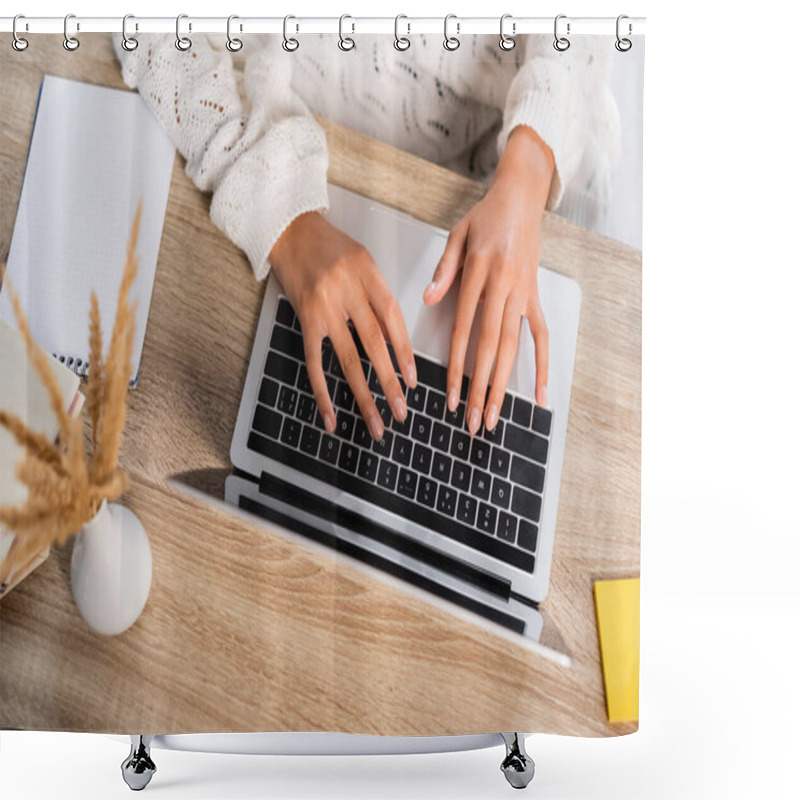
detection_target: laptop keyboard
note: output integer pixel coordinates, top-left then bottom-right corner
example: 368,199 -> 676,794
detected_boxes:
247,297 -> 553,575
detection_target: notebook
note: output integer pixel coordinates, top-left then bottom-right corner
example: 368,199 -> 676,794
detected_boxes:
0,75 -> 176,385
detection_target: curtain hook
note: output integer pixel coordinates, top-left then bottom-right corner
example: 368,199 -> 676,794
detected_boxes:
615,15 -> 632,52
499,14 -> 516,51
553,14 -> 570,52
338,14 -> 355,51
121,14 -> 138,52
394,14 -> 410,51
175,14 -> 192,51
443,14 -> 460,51
227,15 -> 243,52
12,14 -> 29,51
63,13 -> 80,51
283,15 -> 299,52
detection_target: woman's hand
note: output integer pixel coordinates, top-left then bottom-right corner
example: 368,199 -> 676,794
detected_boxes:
269,212 -> 417,441
423,125 -> 554,434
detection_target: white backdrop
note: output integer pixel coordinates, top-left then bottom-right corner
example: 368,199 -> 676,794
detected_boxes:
2,2 -> 799,799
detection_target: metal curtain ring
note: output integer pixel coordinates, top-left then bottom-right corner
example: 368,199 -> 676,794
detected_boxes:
338,14 -> 355,51
121,14 -> 138,51
283,15 -> 299,52
12,14 -> 29,51
227,15 -> 243,52
175,14 -> 192,51
553,14 -> 570,52
63,13 -> 79,51
615,14 -> 632,52
394,14 -> 410,51
443,14 -> 460,51
499,14 -> 515,51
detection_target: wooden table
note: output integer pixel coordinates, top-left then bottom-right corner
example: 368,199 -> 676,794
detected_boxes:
0,35 -> 640,737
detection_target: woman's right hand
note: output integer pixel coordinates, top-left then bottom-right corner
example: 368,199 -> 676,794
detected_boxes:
269,211 -> 417,441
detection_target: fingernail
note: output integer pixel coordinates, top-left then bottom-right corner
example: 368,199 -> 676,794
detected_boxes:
468,408 -> 481,434
424,280 -> 437,298
486,404 -> 498,430
393,396 -> 407,421
369,413 -> 384,441
406,362 -> 417,388
448,388 -> 458,411
324,413 -> 336,434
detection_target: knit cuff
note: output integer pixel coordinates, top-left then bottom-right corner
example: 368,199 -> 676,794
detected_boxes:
210,149 -> 329,282
498,91 -> 568,211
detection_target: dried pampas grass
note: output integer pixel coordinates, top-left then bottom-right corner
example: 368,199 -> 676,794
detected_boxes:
0,202 -> 141,585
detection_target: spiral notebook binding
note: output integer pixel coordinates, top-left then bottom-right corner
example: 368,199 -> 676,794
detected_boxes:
53,352 -> 90,380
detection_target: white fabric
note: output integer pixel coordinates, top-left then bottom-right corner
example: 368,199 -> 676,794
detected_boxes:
116,34 -> 619,278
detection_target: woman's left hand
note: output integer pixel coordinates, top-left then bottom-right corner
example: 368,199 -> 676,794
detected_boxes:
423,125 -> 555,434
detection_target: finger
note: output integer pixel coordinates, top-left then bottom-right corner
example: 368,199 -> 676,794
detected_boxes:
303,326 -> 336,434
527,296 -> 549,408
446,254 -> 486,415
348,297 -> 408,424
484,298 -> 523,431
466,284 -> 506,435
329,316 -> 384,441
424,220 -> 468,305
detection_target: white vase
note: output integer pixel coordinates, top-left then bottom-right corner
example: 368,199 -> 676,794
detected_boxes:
70,500 -> 152,636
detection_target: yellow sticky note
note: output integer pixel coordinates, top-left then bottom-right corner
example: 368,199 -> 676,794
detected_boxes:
594,578 -> 640,723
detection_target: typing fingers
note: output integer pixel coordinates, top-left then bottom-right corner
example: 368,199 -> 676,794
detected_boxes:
527,296 -> 549,408
303,325 -> 336,434
484,297 -> 523,431
466,284 -> 505,435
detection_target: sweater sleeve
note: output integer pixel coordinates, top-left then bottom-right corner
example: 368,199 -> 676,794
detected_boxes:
114,34 -> 329,280
497,35 -> 618,212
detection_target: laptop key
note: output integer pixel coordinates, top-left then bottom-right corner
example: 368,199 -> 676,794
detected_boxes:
377,459 -> 398,491
518,520 -> 539,553
368,367 -> 383,395
415,356 -> 447,390
276,297 -> 296,328
372,429 -> 394,458
512,397 -> 533,428
280,418 -> 301,448
445,402 -> 466,429
329,352 -> 345,380
319,434 -> 340,465
321,341 -> 333,372
412,443 -> 432,475
490,447 -> 510,478
300,425 -> 321,456
426,390 -> 447,420
510,455 -> 545,494
252,404 -> 282,439
500,394 -> 513,420
338,443 -> 359,473
471,469 -> 491,501
482,419 -> 504,444
357,451 -> 379,483
264,351 -> 298,385
470,439 -> 491,469
497,512 -> 517,543
477,503 -> 498,535
416,477 -> 437,508
511,486 -> 542,521
270,325 -> 306,362
407,385 -> 427,411
335,381 -> 355,412
456,493 -> 477,526
392,410 -> 412,436
277,386 -> 298,417
504,424 -> 549,465
398,468 -> 418,499
354,418 -> 372,448
336,411 -> 356,441
451,461 -> 472,492
491,478 -> 512,510
411,414 -> 431,444
532,406 -> 553,436
392,435 -> 413,466
374,396 -> 393,427
432,452 -> 452,484
431,422 -> 451,452
296,393 -> 317,424
436,485 -> 457,517
259,378 -> 280,408
451,430 -> 470,460
296,365 -> 313,395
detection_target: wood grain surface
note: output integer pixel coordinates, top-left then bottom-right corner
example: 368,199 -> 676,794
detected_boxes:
0,35 -> 640,737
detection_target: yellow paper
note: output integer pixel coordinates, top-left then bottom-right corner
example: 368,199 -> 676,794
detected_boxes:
594,578 -> 640,723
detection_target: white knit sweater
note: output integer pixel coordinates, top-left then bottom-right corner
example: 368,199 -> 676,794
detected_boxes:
116,34 -> 618,280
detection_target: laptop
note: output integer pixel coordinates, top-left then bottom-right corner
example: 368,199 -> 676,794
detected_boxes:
226,185 -> 581,641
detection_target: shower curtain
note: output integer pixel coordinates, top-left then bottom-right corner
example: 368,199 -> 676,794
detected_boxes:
0,18 -> 643,789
